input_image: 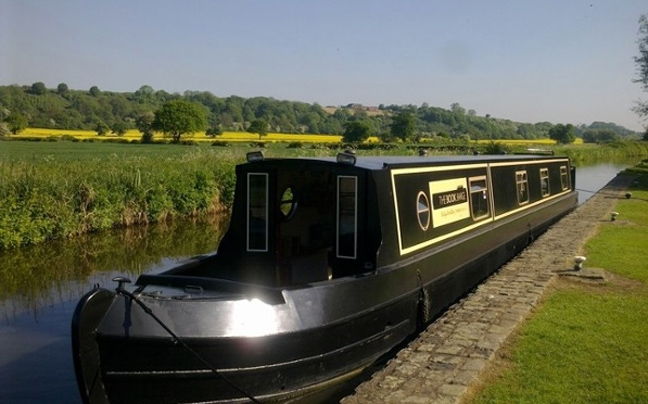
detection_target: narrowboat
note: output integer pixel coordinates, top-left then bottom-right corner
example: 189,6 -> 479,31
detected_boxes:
72,152 -> 578,403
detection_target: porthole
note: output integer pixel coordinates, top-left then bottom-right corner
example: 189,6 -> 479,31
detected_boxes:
416,191 -> 430,231
279,187 -> 298,220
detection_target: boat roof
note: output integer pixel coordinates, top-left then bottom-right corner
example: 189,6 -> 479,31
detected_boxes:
256,154 -> 568,171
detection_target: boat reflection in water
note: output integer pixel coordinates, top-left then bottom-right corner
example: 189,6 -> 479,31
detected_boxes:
72,151 -> 578,403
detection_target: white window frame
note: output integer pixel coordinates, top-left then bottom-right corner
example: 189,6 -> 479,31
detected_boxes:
560,166 -> 569,190
468,175 -> 490,220
336,175 -> 357,259
247,173 -> 269,252
540,168 -> 550,197
516,170 -> 529,205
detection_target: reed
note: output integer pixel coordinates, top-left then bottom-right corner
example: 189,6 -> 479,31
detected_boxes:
1,140 -> 647,249
0,145 -> 240,249
554,141 -> 648,164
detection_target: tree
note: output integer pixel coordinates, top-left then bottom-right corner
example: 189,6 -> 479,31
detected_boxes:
390,112 -> 416,141
5,112 -> 28,134
247,119 -> 268,139
634,14 -> 648,121
206,126 -> 223,138
111,121 -> 128,136
343,120 -> 372,143
89,86 -> 101,97
57,83 -> 69,95
132,85 -> 155,104
136,112 -> 155,143
582,129 -> 619,143
152,99 -> 207,143
0,122 -> 9,137
548,124 -> 576,144
95,121 -> 110,136
29,82 -> 47,95
450,102 -> 466,115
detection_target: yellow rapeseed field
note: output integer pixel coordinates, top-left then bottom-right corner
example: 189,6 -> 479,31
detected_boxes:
16,128 -> 577,145
17,128 -> 343,143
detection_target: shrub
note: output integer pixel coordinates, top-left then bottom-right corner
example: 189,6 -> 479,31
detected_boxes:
60,134 -> 77,142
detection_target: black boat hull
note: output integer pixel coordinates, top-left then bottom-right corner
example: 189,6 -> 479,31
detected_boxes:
72,154 -> 578,403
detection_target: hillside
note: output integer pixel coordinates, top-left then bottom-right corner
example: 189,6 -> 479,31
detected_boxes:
0,83 -> 641,141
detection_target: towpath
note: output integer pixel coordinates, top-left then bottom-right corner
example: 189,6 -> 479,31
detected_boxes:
341,174 -> 633,404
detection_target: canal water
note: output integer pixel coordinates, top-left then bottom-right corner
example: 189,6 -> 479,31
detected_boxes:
0,160 -> 638,404
574,161 -> 638,205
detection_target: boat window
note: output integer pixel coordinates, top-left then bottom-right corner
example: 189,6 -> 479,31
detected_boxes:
516,171 -> 529,205
279,186 -> 297,220
247,173 -> 268,252
540,168 -> 550,197
337,176 -> 357,259
560,166 -> 568,190
417,191 -> 430,230
469,176 -> 489,220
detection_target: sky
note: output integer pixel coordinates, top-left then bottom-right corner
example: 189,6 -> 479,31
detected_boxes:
1,0 -> 647,131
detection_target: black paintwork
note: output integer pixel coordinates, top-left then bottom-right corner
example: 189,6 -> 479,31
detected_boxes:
72,154 -> 578,403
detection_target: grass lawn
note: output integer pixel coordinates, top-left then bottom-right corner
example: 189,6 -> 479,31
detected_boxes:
466,163 -> 648,404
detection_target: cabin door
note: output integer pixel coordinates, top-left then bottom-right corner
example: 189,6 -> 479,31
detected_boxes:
275,169 -> 336,284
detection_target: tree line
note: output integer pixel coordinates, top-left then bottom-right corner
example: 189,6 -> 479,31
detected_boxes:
0,83 -> 642,143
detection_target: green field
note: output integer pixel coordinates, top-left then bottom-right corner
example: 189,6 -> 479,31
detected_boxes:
1,138 -> 206,160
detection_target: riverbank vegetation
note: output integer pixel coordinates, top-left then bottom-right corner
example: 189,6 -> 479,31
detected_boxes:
0,143 -> 242,249
554,141 -> 648,164
1,140 -> 648,250
466,160 -> 648,403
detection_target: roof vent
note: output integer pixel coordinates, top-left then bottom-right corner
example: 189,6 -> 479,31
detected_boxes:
337,151 -> 356,166
246,151 -> 265,162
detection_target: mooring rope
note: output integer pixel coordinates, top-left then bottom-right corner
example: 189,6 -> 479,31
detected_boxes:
575,187 -> 630,197
575,187 -> 598,194
115,285 -> 262,404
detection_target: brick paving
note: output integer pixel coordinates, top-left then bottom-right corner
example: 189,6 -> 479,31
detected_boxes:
341,175 -> 633,404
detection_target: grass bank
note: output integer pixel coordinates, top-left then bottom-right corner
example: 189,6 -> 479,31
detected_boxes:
0,143 -> 245,249
0,141 -> 370,249
555,141 -> 648,164
1,139 -> 648,250
465,160 -> 648,403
